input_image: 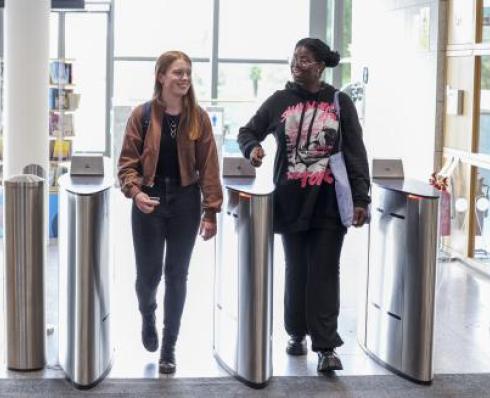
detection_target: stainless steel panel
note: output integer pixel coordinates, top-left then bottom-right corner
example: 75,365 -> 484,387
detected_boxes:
59,187 -> 112,387
368,188 -> 406,318
5,175 -> 45,370
402,197 -> 439,382
236,193 -> 273,385
361,180 -> 439,384
214,189 -> 239,371
214,185 -> 273,387
366,303 -> 402,369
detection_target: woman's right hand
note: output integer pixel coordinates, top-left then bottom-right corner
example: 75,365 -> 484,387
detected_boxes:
134,192 -> 159,214
250,145 -> 265,167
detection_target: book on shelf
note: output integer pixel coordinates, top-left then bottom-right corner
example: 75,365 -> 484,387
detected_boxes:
49,112 -> 74,136
49,61 -> 72,85
49,88 -> 80,111
50,139 -> 73,161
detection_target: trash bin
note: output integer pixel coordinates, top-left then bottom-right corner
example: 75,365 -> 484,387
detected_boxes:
358,178 -> 440,383
214,181 -> 274,388
58,163 -> 113,388
5,174 -> 45,370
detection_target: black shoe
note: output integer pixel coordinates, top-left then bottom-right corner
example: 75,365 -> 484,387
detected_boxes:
286,336 -> 307,356
141,313 -> 158,352
159,349 -> 176,374
159,357 -> 176,374
159,335 -> 177,374
317,349 -> 343,372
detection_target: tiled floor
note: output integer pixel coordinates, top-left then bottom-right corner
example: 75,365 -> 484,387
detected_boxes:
1,192 -> 490,380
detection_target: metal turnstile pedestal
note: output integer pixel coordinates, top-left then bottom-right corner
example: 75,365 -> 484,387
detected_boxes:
214,182 -> 274,388
358,178 -> 440,383
58,172 -> 113,388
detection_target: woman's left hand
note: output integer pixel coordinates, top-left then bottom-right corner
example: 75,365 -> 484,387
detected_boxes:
353,207 -> 367,227
199,220 -> 217,241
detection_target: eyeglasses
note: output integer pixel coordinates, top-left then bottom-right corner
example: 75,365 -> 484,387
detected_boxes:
290,57 -> 319,68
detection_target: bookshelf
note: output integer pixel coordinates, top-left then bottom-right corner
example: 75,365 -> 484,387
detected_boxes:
49,59 -> 80,191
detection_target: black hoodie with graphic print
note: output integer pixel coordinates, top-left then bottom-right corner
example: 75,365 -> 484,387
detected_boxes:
238,82 -> 370,233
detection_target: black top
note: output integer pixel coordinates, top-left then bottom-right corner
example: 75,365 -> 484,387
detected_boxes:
156,113 -> 180,181
237,82 -> 371,233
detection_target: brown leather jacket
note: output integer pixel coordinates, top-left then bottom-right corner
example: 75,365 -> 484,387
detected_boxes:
117,100 -> 223,222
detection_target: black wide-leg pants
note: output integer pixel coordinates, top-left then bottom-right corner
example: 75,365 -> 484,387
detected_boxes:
282,226 -> 346,351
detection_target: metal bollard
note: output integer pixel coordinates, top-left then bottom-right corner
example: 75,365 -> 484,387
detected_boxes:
4,174 -> 45,370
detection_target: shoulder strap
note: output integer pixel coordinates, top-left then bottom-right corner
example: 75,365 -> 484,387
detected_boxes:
141,100 -> 152,141
334,90 -> 343,150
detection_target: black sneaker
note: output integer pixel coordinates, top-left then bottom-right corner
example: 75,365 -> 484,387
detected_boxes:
159,344 -> 176,374
141,313 -> 158,352
317,349 -> 343,372
286,336 -> 307,356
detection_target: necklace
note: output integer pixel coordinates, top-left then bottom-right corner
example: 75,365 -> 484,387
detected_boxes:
165,114 -> 179,139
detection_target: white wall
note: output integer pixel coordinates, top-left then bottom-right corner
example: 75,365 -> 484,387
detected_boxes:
352,0 -> 447,180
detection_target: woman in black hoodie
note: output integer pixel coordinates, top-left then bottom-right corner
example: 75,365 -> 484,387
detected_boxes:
238,38 -> 370,372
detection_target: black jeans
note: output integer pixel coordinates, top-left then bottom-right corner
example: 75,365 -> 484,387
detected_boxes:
131,179 -> 201,341
282,226 -> 346,351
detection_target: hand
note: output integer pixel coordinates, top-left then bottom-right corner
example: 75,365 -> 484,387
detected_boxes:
199,220 -> 217,241
250,146 -> 265,168
352,207 -> 367,227
134,192 -> 159,214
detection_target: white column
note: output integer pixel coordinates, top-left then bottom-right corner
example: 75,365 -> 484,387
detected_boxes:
4,0 -> 50,178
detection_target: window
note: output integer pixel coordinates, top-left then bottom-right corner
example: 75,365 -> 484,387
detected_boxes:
215,0 -> 308,138
114,0 -> 212,58
325,0 -> 353,88
216,63 -> 290,136
482,0 -> 490,42
65,12 -> 108,153
219,0 -> 308,60
441,158 -> 471,255
479,56 -> 490,155
340,0 -> 352,87
473,167 -> 490,263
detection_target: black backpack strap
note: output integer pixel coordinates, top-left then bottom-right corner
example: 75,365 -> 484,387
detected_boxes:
141,100 -> 152,140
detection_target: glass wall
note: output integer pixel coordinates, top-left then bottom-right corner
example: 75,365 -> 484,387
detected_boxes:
114,0 -> 212,58
112,0 -> 309,158
473,167 -> 490,263
482,0 -> 490,42
325,0 -> 352,88
443,0 -> 490,271
441,158 -> 472,255
65,12 -> 108,153
479,56 -> 490,155
340,0 -> 352,87
216,63 -> 291,137
219,0 -> 307,60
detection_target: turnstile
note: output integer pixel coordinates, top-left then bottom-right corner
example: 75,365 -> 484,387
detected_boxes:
214,181 -> 274,388
58,171 -> 113,388
358,178 -> 440,383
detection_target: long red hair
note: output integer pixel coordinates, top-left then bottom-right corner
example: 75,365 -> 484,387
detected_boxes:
154,51 -> 201,140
